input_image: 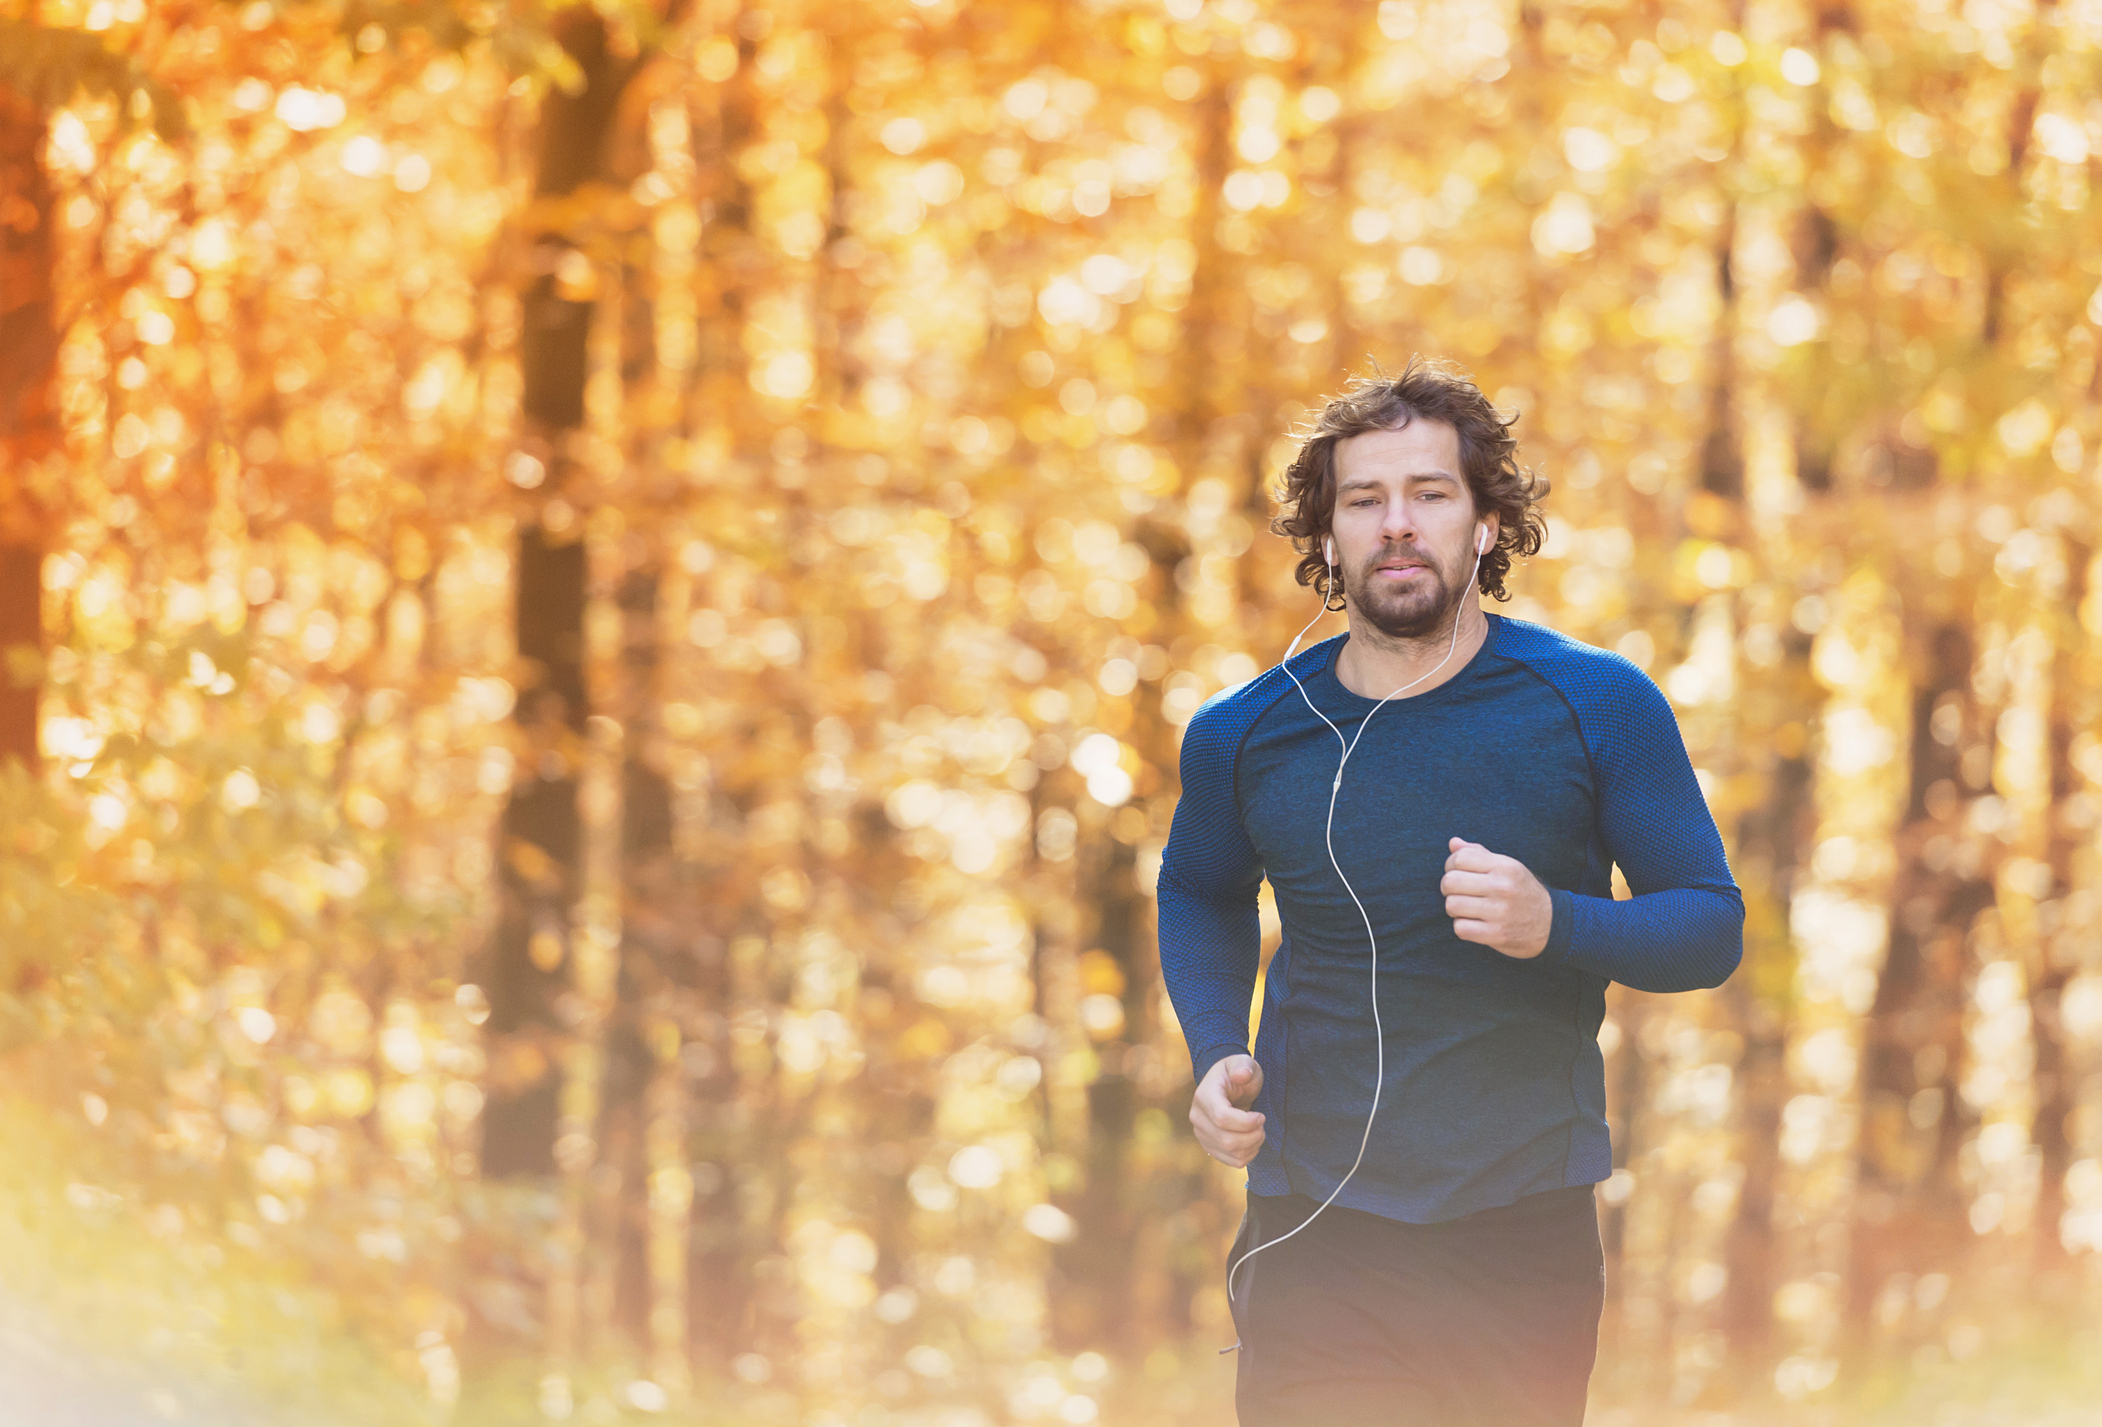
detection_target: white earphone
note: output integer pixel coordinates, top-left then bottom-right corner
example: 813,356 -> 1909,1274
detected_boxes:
1225,518 -> 1489,1313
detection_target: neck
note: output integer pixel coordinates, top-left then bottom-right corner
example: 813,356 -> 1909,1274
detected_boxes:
1333,599 -> 1490,699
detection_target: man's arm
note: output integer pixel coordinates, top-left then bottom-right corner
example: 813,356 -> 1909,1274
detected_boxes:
1540,663 -> 1743,991
1155,694 -> 1267,1086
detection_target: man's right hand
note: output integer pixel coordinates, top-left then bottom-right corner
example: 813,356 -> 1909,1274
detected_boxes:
1191,1054 -> 1266,1167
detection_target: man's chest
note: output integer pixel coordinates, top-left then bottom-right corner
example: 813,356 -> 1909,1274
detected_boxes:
1237,687 -> 1597,905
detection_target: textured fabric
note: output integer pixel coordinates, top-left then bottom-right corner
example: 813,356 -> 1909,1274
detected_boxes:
1157,613 -> 1742,1223
1229,1185 -> 1603,1427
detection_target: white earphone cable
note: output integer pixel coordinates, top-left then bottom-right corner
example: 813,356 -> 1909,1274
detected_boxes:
1224,529 -> 1487,1311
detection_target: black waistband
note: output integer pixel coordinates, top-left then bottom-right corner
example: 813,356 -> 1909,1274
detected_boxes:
1251,1181 -> 1595,1234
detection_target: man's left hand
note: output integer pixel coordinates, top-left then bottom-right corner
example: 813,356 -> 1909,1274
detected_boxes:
1441,838 -> 1553,959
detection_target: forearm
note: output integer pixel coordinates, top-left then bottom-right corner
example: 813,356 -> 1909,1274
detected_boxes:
1545,884 -> 1744,992
1157,693 -> 1268,1083
1156,870 -> 1261,1081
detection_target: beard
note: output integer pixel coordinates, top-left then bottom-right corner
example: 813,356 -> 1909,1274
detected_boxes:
1349,542 -> 1471,642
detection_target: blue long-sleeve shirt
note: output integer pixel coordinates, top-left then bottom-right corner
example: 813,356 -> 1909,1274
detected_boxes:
1156,614 -> 1743,1223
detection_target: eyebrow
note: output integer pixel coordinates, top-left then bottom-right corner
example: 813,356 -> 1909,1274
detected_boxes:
1336,472 -> 1461,493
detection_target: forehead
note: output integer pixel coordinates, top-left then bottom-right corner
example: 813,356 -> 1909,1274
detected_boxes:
1333,419 -> 1462,485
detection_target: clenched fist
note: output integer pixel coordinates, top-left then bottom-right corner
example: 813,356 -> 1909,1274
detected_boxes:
1441,837 -> 1554,959
1191,1054 -> 1266,1167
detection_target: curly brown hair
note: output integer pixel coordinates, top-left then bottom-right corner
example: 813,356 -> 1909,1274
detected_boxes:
1272,358 -> 1550,608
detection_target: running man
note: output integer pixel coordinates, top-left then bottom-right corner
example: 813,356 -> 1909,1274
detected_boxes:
1156,360 -> 1743,1426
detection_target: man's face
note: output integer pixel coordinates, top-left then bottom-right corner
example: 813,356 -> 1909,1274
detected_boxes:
1328,419 -> 1491,641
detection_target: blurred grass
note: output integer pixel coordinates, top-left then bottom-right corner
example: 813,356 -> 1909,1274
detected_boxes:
6,1075 -> 2095,1427
0,1095 -> 428,1427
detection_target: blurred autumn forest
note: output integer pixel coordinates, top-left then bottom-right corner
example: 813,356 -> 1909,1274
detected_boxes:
1,0 -> 2100,1422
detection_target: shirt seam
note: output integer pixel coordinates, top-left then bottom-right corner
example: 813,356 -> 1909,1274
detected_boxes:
1489,649 -> 1605,972
1488,647 -> 1604,801
1228,647 -> 1332,836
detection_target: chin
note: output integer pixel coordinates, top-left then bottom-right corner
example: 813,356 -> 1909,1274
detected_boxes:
1362,609 -> 1451,642
1358,582 -> 1455,641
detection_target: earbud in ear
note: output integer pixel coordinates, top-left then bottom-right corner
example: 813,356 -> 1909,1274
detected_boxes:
1476,525 -> 1490,556
1324,537 -> 1335,565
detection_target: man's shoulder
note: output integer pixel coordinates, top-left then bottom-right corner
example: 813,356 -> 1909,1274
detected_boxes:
1183,636 -> 1335,756
1490,615 -> 1667,715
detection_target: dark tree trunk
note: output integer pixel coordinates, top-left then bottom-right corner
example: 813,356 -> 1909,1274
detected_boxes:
0,544 -> 37,768
1596,987 -> 1648,1382
669,10 -> 763,1374
1722,634 -> 1817,1374
1697,206 -> 1743,503
483,528 -> 589,1176
1683,47 -> 1818,1372
0,87 -> 58,770
598,561 -> 678,1346
480,8 -> 639,1178
1069,832 -> 1145,1343
1787,0 -> 1852,498
1045,54 -> 1236,1351
1849,22 -> 2065,1337
1846,621 -> 1998,1349
2028,535 -> 2091,1287
1790,203 -> 1841,494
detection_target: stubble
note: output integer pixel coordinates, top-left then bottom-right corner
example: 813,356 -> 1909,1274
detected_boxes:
1350,543 -> 1471,644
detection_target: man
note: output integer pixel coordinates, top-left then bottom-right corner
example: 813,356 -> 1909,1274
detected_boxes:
1156,360 -> 1742,1426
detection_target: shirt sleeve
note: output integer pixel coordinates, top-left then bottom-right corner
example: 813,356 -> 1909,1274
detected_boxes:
1156,692 -> 1266,1085
1540,662 -> 1744,992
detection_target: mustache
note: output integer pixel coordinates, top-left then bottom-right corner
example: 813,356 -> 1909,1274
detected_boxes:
1358,544 -> 1445,571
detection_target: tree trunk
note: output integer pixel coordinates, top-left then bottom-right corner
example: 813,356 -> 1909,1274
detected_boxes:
555,32 -> 680,1378
2028,534 -> 2091,1288
0,86 -> 59,770
582,33 -> 687,1358
1595,987 -> 1649,1393
1070,47 -> 1242,1350
672,4 -> 763,1373
1846,619 -> 1997,1350
1071,830 -> 1146,1343
1680,37 -> 1823,1380
1714,83 -> 1835,1383
474,12 -> 645,1406
1786,0 -> 1854,497
1848,20 -> 2065,1348
0,543 -> 37,768
1721,625 -> 1817,1377
483,524 -> 588,1178
482,4 -> 639,1172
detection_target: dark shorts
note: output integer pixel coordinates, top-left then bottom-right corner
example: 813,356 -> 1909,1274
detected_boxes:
1228,1185 -> 1604,1427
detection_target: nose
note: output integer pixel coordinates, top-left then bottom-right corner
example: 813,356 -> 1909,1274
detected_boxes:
1376,493 -> 1417,548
